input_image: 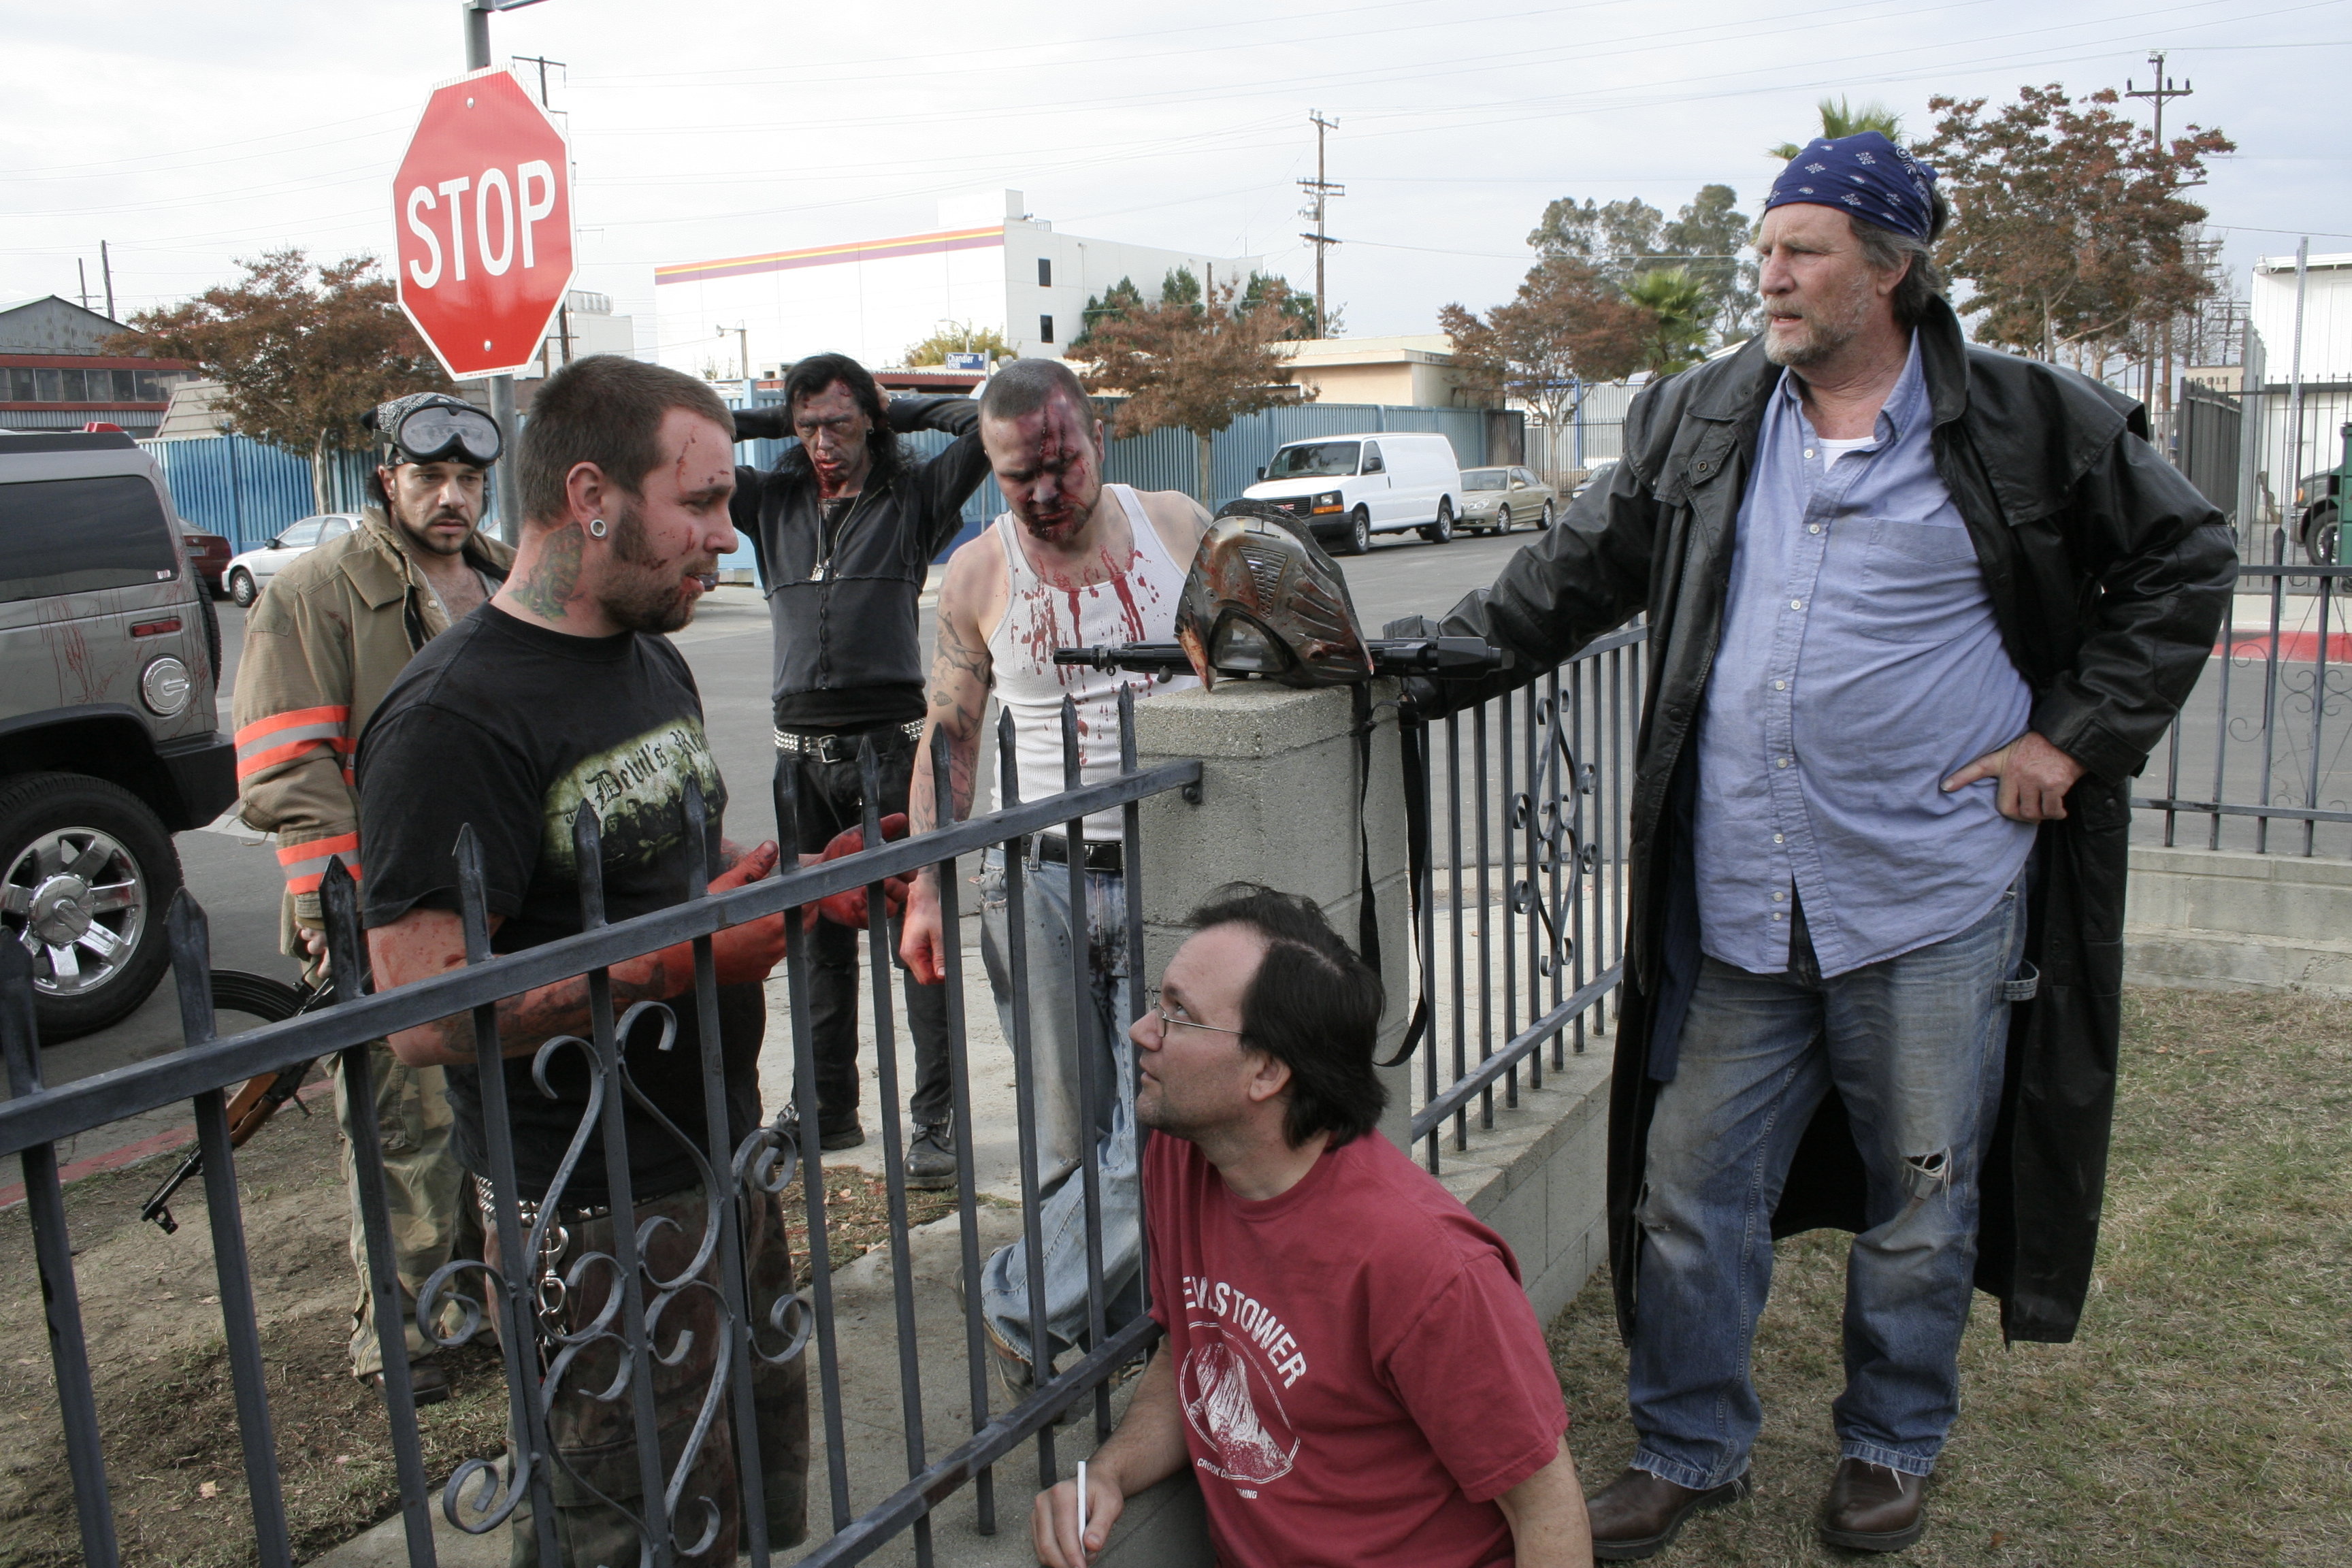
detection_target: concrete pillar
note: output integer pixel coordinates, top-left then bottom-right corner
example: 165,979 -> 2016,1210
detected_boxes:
1133,679 -> 1416,1149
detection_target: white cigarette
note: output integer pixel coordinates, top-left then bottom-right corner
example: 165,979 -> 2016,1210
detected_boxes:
1077,1460 -> 1089,1554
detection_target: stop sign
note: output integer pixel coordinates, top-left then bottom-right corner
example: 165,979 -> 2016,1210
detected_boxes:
392,67 -> 574,381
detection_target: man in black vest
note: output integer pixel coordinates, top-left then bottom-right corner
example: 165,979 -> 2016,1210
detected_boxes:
731,354 -> 990,1183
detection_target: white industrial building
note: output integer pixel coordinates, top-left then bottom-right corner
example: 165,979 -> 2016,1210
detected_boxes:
651,190 -> 1264,377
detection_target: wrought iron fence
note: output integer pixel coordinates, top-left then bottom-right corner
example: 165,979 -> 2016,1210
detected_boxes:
0,692 -> 1194,1568
2136,559 -> 2352,858
1404,626 -> 1647,1174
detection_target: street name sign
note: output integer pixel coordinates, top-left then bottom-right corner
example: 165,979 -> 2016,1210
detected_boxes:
393,67 -> 574,380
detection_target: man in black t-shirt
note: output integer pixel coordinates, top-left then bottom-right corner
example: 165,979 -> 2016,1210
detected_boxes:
360,355 -> 806,1565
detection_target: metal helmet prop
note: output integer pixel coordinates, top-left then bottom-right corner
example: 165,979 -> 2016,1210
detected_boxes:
1174,501 -> 1374,689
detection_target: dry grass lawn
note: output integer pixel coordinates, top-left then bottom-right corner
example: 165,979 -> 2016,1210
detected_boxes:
1546,986 -> 2352,1566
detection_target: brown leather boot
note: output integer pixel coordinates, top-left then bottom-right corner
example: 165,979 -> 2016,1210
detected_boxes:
363,1358 -> 451,1406
1586,1467 -> 1751,1560
1820,1458 -> 1928,1551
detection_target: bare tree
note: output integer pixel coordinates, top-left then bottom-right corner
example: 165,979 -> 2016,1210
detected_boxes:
112,249 -> 451,512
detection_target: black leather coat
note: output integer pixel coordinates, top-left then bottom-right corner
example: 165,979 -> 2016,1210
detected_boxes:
1425,299 -> 2236,1343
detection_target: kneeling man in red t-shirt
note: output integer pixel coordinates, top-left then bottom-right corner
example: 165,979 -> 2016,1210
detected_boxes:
1032,884 -> 1593,1567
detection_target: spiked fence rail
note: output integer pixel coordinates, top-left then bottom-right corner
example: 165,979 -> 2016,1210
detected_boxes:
1,689 -> 1194,1568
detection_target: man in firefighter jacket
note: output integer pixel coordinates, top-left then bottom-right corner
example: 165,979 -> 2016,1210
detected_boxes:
231,391 -> 514,1401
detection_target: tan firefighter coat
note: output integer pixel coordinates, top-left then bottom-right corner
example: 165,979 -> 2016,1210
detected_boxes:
231,508 -> 513,939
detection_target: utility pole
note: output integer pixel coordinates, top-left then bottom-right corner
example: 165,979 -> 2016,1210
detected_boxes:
2127,52 -> 2193,430
463,0 -> 550,542
76,259 -> 89,312
99,241 -> 114,321
1298,111 -> 1343,340
512,52 -> 565,106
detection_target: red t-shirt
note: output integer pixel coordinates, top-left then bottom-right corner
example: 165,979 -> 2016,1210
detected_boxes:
1143,1128 -> 1569,1568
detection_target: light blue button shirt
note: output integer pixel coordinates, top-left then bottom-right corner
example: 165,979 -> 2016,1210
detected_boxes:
1693,335 -> 2035,978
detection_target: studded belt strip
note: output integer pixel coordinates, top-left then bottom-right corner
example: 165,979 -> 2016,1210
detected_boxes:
772,719 -> 925,763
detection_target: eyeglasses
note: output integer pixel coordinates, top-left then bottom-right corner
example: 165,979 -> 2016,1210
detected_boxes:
1143,987 -> 1243,1038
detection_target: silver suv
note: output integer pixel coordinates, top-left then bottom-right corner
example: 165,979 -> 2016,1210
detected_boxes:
0,430 -> 235,1039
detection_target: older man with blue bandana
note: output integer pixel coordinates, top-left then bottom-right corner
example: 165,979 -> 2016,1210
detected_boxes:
1404,133 -> 2233,1557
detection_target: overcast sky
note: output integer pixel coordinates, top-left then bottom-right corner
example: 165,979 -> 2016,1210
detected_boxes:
5,0 -> 2348,355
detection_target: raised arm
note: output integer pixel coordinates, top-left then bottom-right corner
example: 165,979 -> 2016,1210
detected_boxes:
897,394 -> 992,555
900,539 -> 996,984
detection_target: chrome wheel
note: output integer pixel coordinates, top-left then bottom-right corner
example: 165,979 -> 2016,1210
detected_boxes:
5,826 -> 148,998
1497,505 -> 1512,534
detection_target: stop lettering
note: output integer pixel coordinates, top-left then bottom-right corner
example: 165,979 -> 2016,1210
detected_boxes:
392,67 -> 576,381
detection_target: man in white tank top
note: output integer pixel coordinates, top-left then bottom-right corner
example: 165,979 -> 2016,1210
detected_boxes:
901,358 -> 1207,1392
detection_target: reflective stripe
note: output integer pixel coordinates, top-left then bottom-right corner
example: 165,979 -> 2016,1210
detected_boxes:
234,704 -> 349,752
236,733 -> 356,781
277,833 -> 361,894
235,704 -> 354,782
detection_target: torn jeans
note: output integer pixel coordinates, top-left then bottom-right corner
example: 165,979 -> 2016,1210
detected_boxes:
1627,883 -> 2027,1487
973,847 -> 1143,1368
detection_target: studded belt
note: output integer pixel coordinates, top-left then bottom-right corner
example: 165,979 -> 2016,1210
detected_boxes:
772,719 -> 924,764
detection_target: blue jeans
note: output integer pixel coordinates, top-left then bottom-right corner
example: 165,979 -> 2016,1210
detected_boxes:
1627,885 -> 2026,1487
975,847 -> 1143,1367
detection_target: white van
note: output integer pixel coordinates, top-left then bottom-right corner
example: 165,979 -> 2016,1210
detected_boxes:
1240,431 -> 1465,555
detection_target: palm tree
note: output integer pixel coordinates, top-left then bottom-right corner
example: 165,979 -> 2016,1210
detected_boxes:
1625,267 -> 1712,375
1769,97 -> 1905,161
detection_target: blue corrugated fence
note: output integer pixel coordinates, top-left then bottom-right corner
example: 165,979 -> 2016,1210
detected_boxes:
139,436 -> 383,551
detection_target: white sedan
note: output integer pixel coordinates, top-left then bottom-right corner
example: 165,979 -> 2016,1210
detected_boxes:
224,512 -> 359,607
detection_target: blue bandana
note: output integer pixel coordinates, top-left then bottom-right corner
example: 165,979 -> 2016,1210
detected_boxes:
1763,132 -> 1938,240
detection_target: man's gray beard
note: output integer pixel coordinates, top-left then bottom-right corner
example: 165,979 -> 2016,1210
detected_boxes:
1764,313 -> 1850,370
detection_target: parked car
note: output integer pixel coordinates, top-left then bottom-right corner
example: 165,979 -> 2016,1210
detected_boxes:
1571,461 -> 1618,502
181,527 -> 231,597
1457,466 -> 1557,535
223,512 -> 359,606
1241,432 -> 1465,555
2297,468 -> 2342,565
0,429 -> 235,1040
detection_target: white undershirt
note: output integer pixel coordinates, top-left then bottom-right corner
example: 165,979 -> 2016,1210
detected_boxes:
1816,435 -> 1876,465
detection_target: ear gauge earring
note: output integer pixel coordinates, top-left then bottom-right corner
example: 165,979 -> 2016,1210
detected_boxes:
587,517 -> 608,538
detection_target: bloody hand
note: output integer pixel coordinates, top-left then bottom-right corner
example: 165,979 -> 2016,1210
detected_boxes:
807,812 -> 916,928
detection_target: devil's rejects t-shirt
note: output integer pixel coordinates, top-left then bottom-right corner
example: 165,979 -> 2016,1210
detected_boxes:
357,604 -> 764,1205
1143,1128 -> 1568,1568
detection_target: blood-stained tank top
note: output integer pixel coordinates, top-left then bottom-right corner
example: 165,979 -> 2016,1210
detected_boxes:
985,484 -> 1198,840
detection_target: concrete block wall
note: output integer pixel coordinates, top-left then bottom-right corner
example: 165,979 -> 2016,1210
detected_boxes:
1134,680 -> 1418,1146
2125,845 -> 2352,994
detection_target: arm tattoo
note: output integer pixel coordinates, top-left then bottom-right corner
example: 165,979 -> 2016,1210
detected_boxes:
510,521 -> 584,620
917,608 -> 991,832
